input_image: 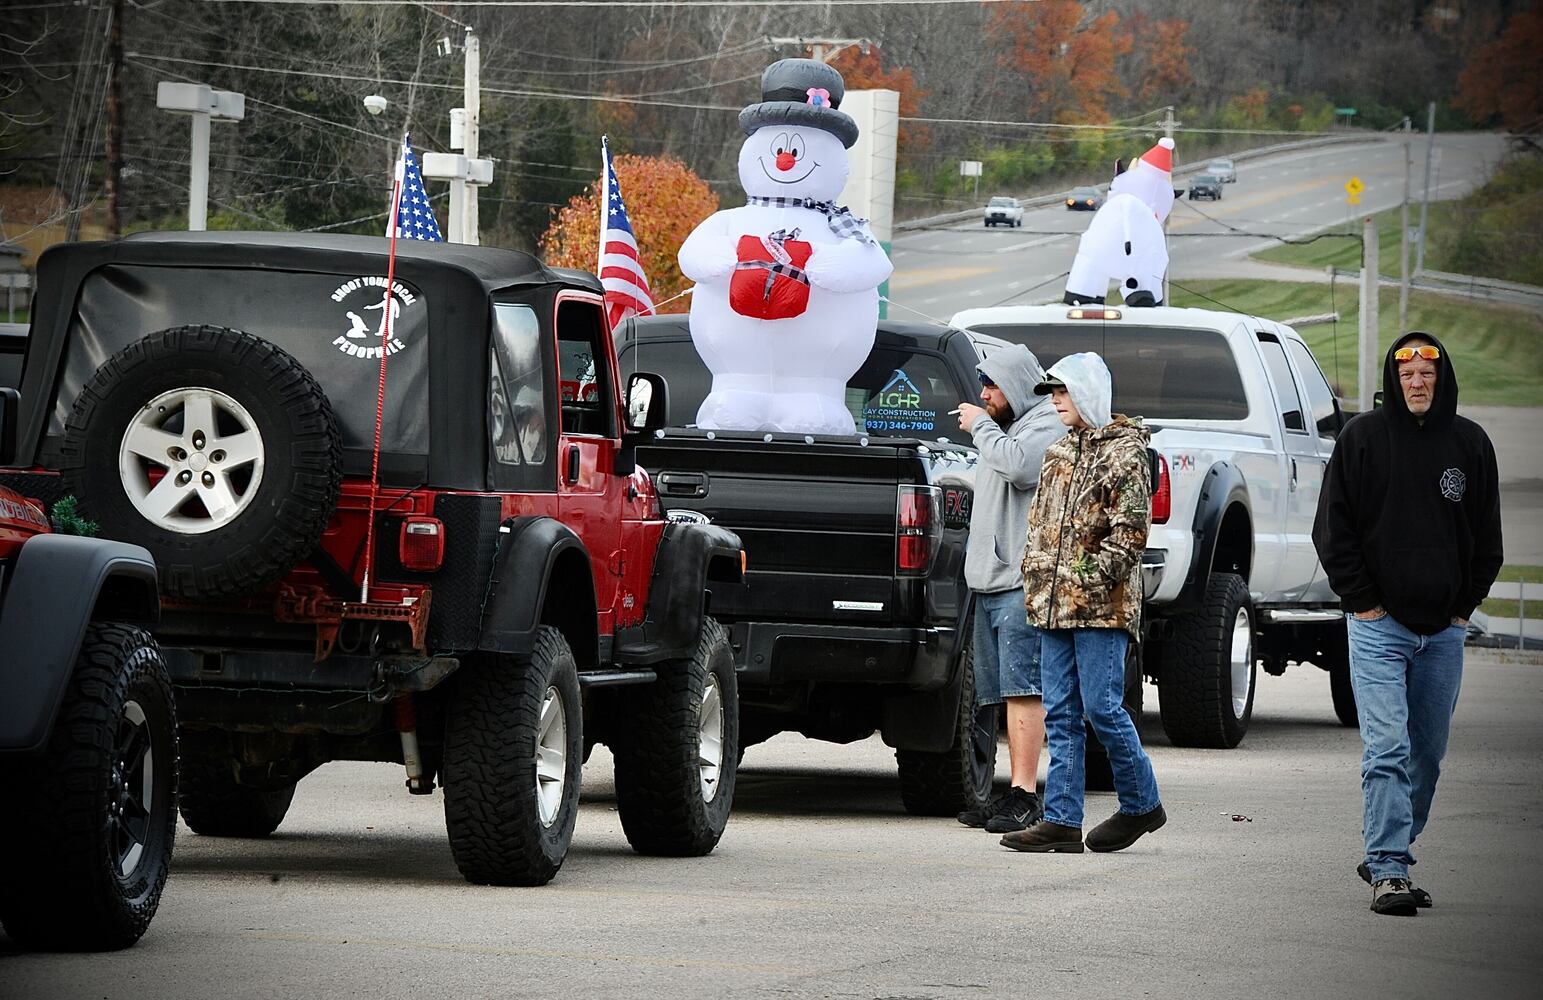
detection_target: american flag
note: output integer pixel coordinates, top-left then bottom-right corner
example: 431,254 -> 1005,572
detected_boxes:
389,133 -> 443,242
598,137 -> 654,329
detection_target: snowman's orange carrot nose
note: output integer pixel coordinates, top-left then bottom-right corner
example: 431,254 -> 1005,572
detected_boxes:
776,151 -> 797,171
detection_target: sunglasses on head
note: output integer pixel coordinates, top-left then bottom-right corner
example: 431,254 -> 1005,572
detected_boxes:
1394,345 -> 1440,362
978,371 -> 998,388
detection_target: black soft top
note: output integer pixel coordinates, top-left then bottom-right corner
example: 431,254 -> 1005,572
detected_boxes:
14,233 -> 600,488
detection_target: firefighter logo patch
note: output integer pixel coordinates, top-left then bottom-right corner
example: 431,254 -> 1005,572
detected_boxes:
1439,467 -> 1466,502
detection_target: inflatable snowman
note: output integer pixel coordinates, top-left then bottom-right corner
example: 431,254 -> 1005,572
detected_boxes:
1063,137 -> 1176,308
679,59 -> 894,435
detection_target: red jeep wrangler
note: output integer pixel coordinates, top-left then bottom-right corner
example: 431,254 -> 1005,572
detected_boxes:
0,480 -> 172,949
1,232 -> 744,887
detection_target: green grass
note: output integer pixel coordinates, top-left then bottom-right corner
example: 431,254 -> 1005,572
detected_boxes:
1252,202 -> 1455,279
1163,279 -> 1543,404
1252,158 -> 1543,286
1499,564 -> 1543,584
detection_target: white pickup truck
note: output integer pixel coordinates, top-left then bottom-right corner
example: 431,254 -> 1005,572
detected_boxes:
951,303 -> 1355,749
983,196 -> 1024,228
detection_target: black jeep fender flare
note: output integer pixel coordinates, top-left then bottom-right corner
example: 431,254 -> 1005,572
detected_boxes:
476,516 -> 599,667
615,522 -> 743,665
1172,460 -> 1252,611
0,534 -> 158,753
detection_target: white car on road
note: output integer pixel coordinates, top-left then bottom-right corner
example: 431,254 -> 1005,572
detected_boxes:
983,196 -> 1023,228
1207,157 -> 1238,183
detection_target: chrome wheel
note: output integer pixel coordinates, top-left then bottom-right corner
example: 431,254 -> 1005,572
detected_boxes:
1230,607 -> 1253,720
698,672 -> 725,803
109,700 -> 155,878
118,386 -> 265,534
535,685 -> 567,827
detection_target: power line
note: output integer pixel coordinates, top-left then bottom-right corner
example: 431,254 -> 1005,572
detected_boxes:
206,1 -> 1019,7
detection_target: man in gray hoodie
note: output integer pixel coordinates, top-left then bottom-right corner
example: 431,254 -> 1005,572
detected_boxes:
954,343 -> 1066,833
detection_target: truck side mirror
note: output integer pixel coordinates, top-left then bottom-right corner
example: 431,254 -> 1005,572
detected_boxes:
615,373 -> 669,477
0,387 -> 18,465
624,372 -> 669,435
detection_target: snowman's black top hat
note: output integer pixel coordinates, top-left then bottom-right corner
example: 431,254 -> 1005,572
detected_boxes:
738,58 -> 859,149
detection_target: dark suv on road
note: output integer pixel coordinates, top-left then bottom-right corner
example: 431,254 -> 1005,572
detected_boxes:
1188,173 -> 1223,201
2,232 -> 744,888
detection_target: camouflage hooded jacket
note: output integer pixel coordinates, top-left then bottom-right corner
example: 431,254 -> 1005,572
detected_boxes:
1021,415 -> 1152,637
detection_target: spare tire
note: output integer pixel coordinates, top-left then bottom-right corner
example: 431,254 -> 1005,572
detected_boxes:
60,325 -> 342,599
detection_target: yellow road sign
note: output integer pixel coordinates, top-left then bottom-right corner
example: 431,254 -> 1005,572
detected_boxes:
1345,176 -> 1365,200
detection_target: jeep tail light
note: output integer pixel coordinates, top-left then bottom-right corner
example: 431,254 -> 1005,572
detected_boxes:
897,485 -> 943,577
1150,454 -> 1171,525
399,517 -> 445,572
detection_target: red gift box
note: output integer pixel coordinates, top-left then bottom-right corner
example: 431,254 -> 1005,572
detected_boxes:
730,234 -> 813,321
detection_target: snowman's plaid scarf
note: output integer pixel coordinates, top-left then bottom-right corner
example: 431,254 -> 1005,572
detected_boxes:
747,196 -> 876,245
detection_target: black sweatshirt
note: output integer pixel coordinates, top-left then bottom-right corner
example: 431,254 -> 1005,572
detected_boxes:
1312,331 -> 1504,635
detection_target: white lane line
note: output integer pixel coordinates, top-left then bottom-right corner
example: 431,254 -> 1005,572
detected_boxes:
968,288 -> 984,297
1008,280 -> 1023,288
922,296 -> 941,305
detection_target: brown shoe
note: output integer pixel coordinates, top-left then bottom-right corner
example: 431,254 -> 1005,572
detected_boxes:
1000,821 -> 1084,853
1085,804 -> 1167,852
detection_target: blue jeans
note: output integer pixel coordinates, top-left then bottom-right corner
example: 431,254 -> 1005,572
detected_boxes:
1346,612 -> 1466,883
1041,627 -> 1160,828
972,590 -> 1043,705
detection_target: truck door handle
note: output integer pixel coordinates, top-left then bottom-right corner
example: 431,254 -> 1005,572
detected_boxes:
657,471 -> 708,498
1289,458 -> 1298,491
566,445 -> 581,484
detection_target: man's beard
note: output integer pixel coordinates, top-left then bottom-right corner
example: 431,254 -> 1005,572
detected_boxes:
989,401 -> 1015,427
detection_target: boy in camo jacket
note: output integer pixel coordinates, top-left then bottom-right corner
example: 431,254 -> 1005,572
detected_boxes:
1000,351 -> 1166,854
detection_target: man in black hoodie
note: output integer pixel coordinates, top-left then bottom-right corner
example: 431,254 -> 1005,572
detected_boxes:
1312,331 -> 1503,917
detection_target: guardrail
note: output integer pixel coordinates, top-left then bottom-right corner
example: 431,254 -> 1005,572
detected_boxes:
1478,579 -> 1536,650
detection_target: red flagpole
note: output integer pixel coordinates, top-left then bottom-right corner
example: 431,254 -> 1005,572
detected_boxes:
360,151 -> 405,602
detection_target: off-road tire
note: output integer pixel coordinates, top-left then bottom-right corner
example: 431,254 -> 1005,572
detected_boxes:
612,617 -> 739,856
896,639 -> 996,816
178,758 -> 296,838
443,627 -> 582,886
1085,642 -> 1144,792
1159,572 -> 1256,749
60,325 -> 342,599
0,624 -> 177,950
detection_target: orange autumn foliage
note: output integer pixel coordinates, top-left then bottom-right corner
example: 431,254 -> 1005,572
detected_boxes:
539,153 -> 718,315
1454,10 -> 1543,130
990,0 -> 1131,123
826,46 -> 931,150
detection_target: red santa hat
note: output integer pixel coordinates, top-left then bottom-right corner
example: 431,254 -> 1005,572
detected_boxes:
1140,137 -> 1175,174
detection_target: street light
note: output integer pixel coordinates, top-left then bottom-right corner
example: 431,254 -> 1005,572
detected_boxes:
156,81 -> 244,231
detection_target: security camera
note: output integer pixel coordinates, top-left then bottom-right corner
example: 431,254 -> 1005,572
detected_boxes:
363,94 -> 388,116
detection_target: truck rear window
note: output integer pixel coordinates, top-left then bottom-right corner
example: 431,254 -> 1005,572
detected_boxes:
967,324 -> 1249,420
618,339 -> 967,438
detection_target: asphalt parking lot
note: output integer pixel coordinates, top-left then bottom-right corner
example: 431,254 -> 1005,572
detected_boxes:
4,649 -> 1540,999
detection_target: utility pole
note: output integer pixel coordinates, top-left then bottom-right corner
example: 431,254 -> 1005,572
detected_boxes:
1358,218 -> 1380,413
1399,117 -> 1412,334
766,37 -> 874,64
462,27 -> 480,245
106,0 -> 123,236
1162,106 -> 1175,306
1415,101 -> 1435,275
422,28 -> 492,245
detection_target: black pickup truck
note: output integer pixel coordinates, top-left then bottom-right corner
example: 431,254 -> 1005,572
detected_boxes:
617,317 -> 1000,815
618,316 -> 1149,809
